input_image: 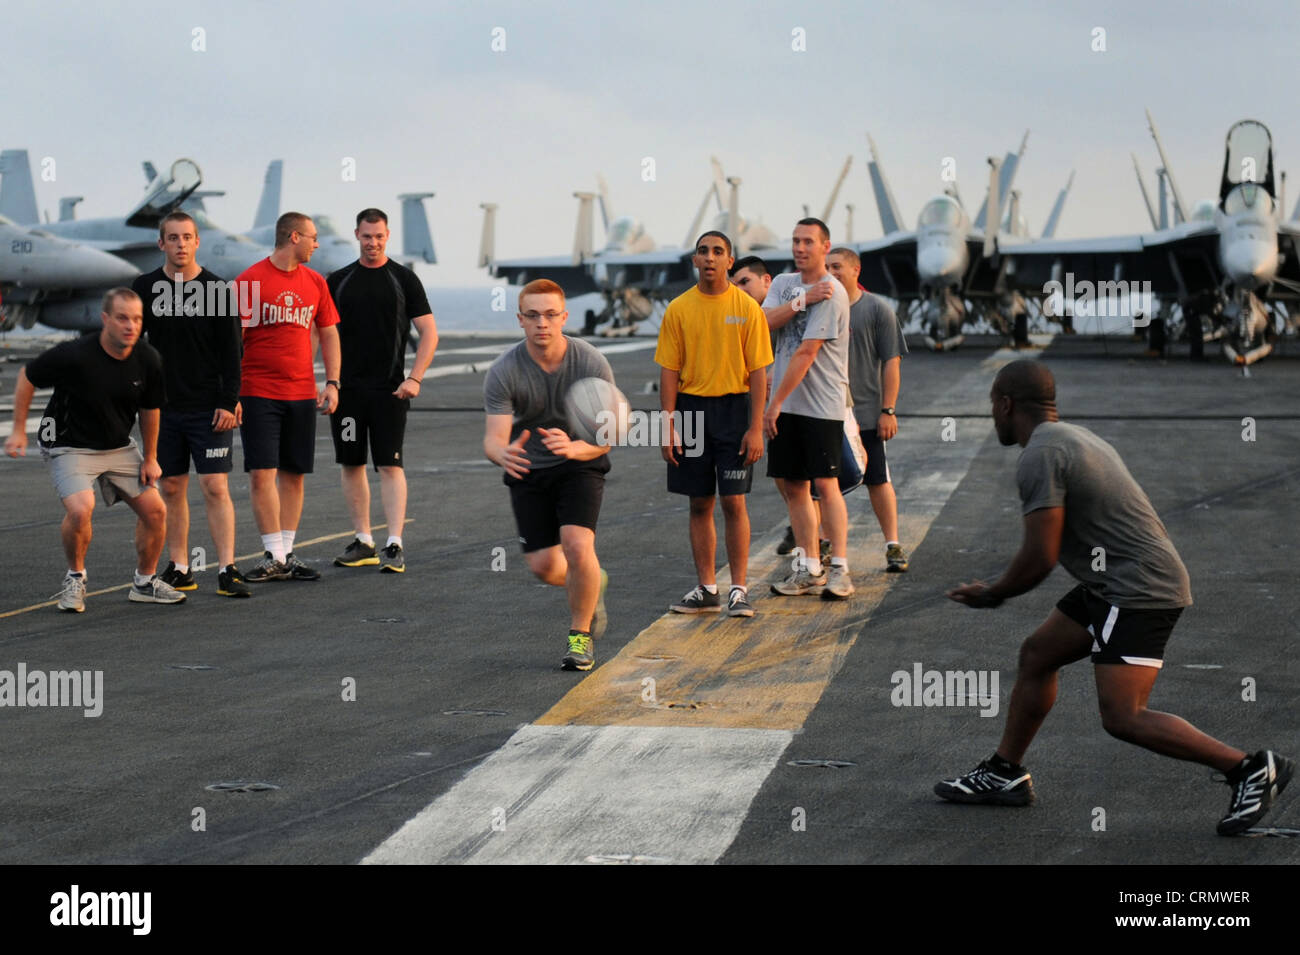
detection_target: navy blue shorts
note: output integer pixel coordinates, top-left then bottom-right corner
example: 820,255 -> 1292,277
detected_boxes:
1056,584 -> 1182,668
667,392 -> 754,498
239,396 -> 317,474
330,388 -> 409,470
158,409 -> 234,477
859,428 -> 891,486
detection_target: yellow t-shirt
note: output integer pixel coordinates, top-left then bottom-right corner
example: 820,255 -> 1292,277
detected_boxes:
654,285 -> 774,396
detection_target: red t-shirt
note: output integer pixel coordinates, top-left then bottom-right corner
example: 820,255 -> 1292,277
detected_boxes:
237,258 -> 340,400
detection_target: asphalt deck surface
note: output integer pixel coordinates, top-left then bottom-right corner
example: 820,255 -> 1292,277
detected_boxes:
1,331 -> 1297,869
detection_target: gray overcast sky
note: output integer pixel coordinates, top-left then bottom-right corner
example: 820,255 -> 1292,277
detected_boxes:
5,0 -> 1299,284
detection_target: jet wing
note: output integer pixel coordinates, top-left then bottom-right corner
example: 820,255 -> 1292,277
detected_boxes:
488,254 -> 601,297
852,232 -> 919,299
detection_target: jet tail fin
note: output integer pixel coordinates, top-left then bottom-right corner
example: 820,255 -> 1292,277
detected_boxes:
982,156 -> 1001,258
398,192 -> 436,264
478,202 -> 497,269
571,192 -> 596,265
866,134 -> 903,234
1132,154 -> 1159,229
253,160 -> 283,230
819,155 -> 852,224
142,161 -> 159,183
0,149 -> 41,224
58,196 -> 84,222
976,131 -> 1027,231
1042,170 -> 1075,238
1146,109 -> 1187,224
725,177 -> 741,244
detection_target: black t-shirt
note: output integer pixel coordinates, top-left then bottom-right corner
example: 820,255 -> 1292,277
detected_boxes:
133,267 -> 242,413
25,334 -> 165,451
327,259 -> 432,390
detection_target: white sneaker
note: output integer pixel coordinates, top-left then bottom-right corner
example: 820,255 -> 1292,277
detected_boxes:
771,557 -> 827,596
57,574 -> 87,613
821,564 -> 854,600
128,576 -> 187,604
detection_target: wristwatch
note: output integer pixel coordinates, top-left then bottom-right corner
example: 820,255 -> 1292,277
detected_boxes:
326,379 -> 340,389
881,407 -> 895,415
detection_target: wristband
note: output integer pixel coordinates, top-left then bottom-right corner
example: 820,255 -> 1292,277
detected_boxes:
326,380 -> 340,389
406,376 -> 422,384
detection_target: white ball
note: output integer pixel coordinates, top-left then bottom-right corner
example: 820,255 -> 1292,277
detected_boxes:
565,377 -> 631,446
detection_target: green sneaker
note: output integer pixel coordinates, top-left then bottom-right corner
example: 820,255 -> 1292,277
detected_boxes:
562,631 -> 595,671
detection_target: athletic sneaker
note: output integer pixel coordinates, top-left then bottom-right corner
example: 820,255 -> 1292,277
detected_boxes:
592,569 -> 610,638
776,526 -> 796,556
217,564 -> 252,598
128,576 -> 187,605
284,552 -> 320,581
562,632 -> 595,671
57,574 -> 86,613
934,756 -> 1035,806
671,585 -> 722,613
1217,750 -> 1295,835
821,565 -> 855,600
886,543 -> 910,573
334,538 -> 379,567
771,560 -> 827,596
245,552 -> 290,582
379,543 -> 405,574
160,561 -> 198,591
727,586 -> 754,617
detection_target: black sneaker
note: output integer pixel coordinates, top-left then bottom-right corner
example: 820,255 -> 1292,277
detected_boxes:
562,631 -> 595,671
217,564 -> 253,598
727,586 -> 754,618
1217,750 -> 1295,835
776,526 -> 796,556
245,552 -> 290,582
379,543 -> 405,573
934,756 -> 1035,806
160,561 -> 197,591
284,552 -> 320,581
671,585 -> 722,613
334,537 -> 379,567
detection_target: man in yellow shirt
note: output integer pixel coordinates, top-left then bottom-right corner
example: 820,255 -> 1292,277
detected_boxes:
656,231 -> 773,617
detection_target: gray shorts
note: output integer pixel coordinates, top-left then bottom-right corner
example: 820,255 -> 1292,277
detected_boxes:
44,443 -> 145,506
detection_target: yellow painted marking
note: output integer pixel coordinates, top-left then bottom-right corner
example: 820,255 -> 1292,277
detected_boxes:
0,521 -> 408,619
538,512 -> 934,730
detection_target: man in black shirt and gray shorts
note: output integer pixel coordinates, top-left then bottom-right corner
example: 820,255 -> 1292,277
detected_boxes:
938,359 -> 1292,835
133,211 -> 250,598
5,288 -> 186,610
327,208 -> 438,574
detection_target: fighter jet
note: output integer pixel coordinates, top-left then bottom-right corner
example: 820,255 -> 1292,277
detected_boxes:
1001,115 -> 1300,366
854,131 -> 1062,349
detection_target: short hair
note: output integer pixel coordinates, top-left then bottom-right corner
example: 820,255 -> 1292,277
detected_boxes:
730,255 -> 769,278
694,230 -> 733,257
993,359 -> 1056,407
101,287 -> 141,315
355,208 -> 388,228
158,211 -> 197,241
796,217 -> 830,242
274,212 -> 313,248
518,278 -> 566,310
828,247 -> 860,268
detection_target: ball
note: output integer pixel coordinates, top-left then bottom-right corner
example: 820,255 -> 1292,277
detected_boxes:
565,377 -> 631,446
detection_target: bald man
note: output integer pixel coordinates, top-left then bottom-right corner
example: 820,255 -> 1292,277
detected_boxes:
937,359 -> 1291,836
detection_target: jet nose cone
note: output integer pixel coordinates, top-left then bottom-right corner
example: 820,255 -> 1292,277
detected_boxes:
918,243 -> 962,283
1223,240 -> 1277,289
76,247 -> 140,287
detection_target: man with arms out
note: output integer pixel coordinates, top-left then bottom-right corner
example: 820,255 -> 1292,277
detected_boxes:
5,288 -> 185,609
827,246 -> 909,573
762,218 -> 853,599
658,232 -> 771,617
132,211 -> 250,598
328,208 -> 438,574
236,212 -> 341,582
939,360 -> 1291,835
483,279 -> 614,672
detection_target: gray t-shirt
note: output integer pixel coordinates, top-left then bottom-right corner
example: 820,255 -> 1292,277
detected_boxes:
483,336 -> 615,470
763,272 -> 850,420
1017,421 -> 1191,609
847,292 -> 907,428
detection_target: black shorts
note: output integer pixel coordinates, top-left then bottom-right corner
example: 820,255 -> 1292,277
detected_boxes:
158,409 -> 234,477
330,388 -> 409,469
667,392 -> 754,498
859,428 -> 891,486
1056,584 -> 1183,668
767,412 -> 842,481
505,457 -> 609,553
239,396 -> 317,474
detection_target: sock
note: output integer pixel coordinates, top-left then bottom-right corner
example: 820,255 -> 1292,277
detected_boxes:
702,584 -> 718,595
262,533 -> 286,563
67,570 -> 84,579
805,558 -> 823,576
830,557 -> 848,570
175,563 -> 189,575
357,532 -> 375,547
134,571 -> 153,587
885,540 -> 899,549
990,752 -> 1023,773
281,529 -> 296,555
386,535 -> 402,548
730,584 -> 747,594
